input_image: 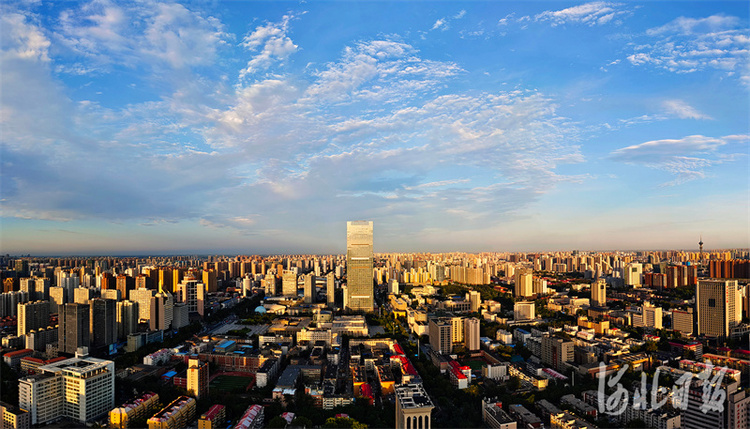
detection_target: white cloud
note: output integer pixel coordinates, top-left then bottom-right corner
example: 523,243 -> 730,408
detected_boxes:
240,14 -> 299,78
432,18 -> 446,31
662,99 -> 712,120
535,2 -> 630,27
628,14 -> 750,81
1,12 -> 50,62
610,134 -> 745,185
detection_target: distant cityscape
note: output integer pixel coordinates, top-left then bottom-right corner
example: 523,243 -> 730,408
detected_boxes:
0,221 -> 748,429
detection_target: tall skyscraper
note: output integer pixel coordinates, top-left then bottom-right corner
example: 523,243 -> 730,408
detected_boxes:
150,291 -> 173,331
697,279 -> 741,338
303,273 -> 315,304
129,288 -> 154,322
346,221 -> 374,312
90,298 -> 117,352
59,303 -> 90,355
463,318 -> 480,351
591,279 -> 606,307
326,272 -> 335,308
116,300 -> 138,340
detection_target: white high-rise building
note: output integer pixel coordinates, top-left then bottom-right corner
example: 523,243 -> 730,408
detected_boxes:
282,270 -> 297,297
346,221 -> 374,312
326,272 -> 335,308
19,355 -> 115,425
624,263 -> 642,287
697,279 -> 741,338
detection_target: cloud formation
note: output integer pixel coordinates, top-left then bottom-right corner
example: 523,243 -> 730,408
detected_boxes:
627,14 -> 750,81
535,2 -> 630,26
610,134 -> 746,185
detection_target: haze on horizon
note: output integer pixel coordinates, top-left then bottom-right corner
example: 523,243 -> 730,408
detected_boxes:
1,1 -> 748,255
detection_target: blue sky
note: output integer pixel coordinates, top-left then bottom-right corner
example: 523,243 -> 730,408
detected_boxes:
1,1 -> 748,255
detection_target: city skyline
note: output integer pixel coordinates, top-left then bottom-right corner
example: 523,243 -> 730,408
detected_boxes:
1,1 -> 748,254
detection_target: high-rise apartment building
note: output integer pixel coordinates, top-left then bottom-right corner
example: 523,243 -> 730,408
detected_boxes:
542,336 -> 574,371
90,298 -> 117,352
150,291 -> 173,331
74,287 -> 92,304
591,279 -> 606,307
129,288 -> 154,322
697,279 -> 741,338
468,291 -> 481,312
18,301 -> 50,336
464,318 -> 480,351
18,355 -> 115,425
202,269 -> 217,293
346,221 -> 374,312
326,272 -> 335,308
116,300 -> 138,340
304,273 -> 315,304
187,357 -> 209,399
395,384 -> 434,429
514,269 -> 533,298
429,318 -> 452,354
59,303 -> 90,355
282,270 -> 297,297
175,278 -> 205,317
48,287 -> 66,315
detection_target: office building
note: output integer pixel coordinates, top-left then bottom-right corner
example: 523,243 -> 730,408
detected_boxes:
395,384 -> 434,429
541,336 -> 574,372
0,400 -> 30,429
482,398 -> 517,429
17,301 -> 50,337
172,303 -> 189,329
90,298 -> 117,352
697,279 -> 741,338
187,357 -> 209,399
147,396 -> 196,429
468,290 -> 480,312
282,270 -> 297,297
514,269 -> 533,298
116,275 -> 135,302
464,318 -> 480,351
58,303 -> 90,355
633,301 -> 663,329
346,221 -> 374,312
671,308 -> 694,336
18,355 -> 115,425
304,273 -> 315,304
326,272 -> 335,308
514,301 -> 535,321
429,318 -> 452,354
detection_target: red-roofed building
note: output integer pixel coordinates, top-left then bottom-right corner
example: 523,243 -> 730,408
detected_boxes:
20,355 -> 66,375
198,404 -> 226,429
448,360 -> 470,389
359,384 -> 374,406
3,349 -> 33,371
393,344 -> 405,356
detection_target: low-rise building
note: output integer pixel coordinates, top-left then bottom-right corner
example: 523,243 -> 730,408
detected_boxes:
147,396 -> 196,429
109,392 -> 160,429
0,401 -> 30,429
198,404 -> 226,429
234,404 -> 264,429
482,398 -> 517,429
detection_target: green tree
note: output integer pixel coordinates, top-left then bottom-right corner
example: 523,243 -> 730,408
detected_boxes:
322,417 -> 369,429
268,416 -> 288,428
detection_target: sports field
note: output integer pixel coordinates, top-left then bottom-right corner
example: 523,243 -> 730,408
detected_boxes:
460,359 -> 486,371
209,374 -> 254,392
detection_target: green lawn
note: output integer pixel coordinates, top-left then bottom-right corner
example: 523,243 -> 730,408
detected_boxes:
209,375 -> 253,392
